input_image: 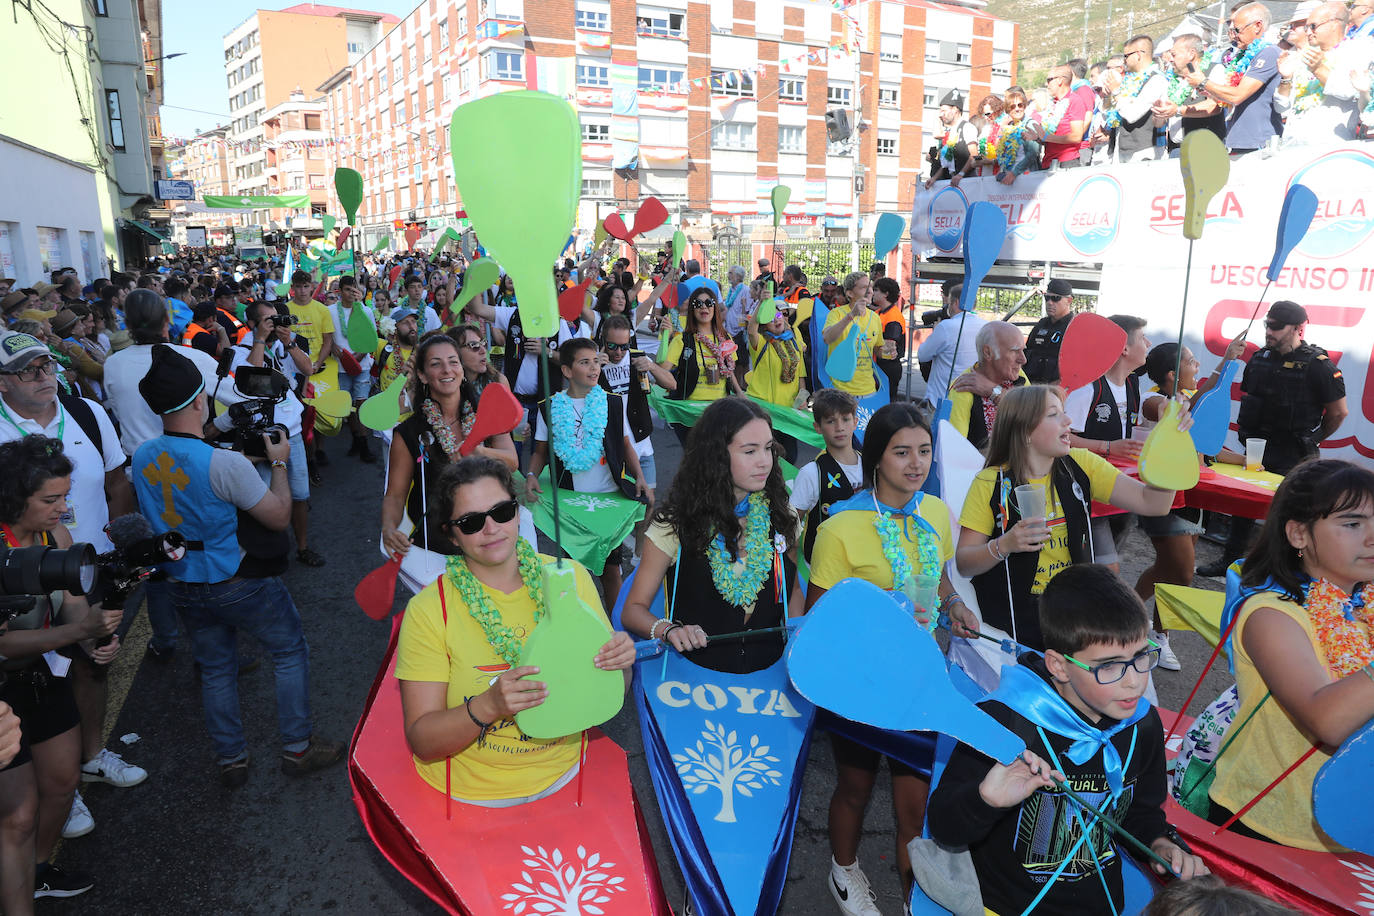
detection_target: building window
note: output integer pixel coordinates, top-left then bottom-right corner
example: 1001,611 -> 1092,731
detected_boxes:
379,68 -> 388,90
637,65 -> 685,90
575,5 -> 608,30
92,0 -> 108,14
956,43 -> 971,64
636,10 -> 684,37
458,8 -> 468,34
876,136 -> 896,155
439,20 -> 449,48
878,86 -> 898,108
879,34 -> 901,61
827,84 -> 851,107
393,57 -> 403,82
778,125 -> 804,154
577,63 -> 609,86
992,49 -> 1011,77
483,50 -> 524,81
105,89 -> 125,149
395,99 -> 406,121
710,121 -> 755,151
347,41 -> 363,53
778,77 -> 804,102
582,177 -> 613,197
582,122 -> 610,141
925,39 -> 940,60
923,86 -> 941,107
710,69 -> 753,96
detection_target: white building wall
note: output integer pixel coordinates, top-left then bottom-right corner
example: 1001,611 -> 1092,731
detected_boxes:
0,140 -> 108,285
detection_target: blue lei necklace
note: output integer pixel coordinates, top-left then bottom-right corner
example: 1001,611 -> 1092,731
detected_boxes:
549,385 -> 608,473
708,492 -> 774,607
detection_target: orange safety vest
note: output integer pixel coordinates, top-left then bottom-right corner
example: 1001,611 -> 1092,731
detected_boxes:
218,307 -> 250,344
182,321 -> 218,348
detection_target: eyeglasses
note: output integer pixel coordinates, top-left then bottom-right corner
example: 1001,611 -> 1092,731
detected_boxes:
442,498 -> 519,535
460,340 -> 484,351
604,341 -> 631,352
3,359 -> 57,383
1063,640 -> 1162,684
1264,320 -> 1291,331
1007,102 -> 1026,111
1305,17 -> 1339,29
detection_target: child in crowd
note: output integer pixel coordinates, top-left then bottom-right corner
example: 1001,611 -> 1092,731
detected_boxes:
789,388 -> 860,566
928,564 -> 1208,914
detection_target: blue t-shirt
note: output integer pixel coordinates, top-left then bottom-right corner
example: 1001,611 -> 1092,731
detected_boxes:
1225,44 -> 1283,151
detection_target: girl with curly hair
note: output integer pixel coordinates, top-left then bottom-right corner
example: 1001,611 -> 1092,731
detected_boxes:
621,397 -> 799,673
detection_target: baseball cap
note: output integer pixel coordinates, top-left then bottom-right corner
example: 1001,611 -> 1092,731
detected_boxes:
214,282 -> 239,299
820,275 -> 839,287
0,331 -> 50,373
1046,278 -> 1074,298
390,306 -> 419,323
1266,300 -> 1308,326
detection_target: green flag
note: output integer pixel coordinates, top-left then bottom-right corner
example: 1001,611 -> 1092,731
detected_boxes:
203,193 -> 312,209
531,473 -> 645,575
299,248 -> 354,277
647,391 -> 822,447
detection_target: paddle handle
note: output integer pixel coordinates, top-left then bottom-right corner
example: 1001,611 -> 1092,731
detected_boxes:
1052,778 -> 1181,878
633,626 -> 788,661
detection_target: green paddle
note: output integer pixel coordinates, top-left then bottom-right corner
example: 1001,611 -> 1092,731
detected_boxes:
450,90 -> 580,338
372,237 -> 390,253
345,303 -> 379,354
514,562 -> 624,740
358,374 -> 408,431
451,257 -> 501,316
321,214 -> 336,237
429,227 -> 461,262
334,168 -> 364,226
672,229 -> 686,268
771,184 -> 791,228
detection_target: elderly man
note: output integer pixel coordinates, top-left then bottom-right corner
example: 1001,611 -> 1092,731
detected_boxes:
946,322 -> 1028,451
1350,0 -> 1374,38
1153,33 -> 1229,145
1034,64 -> 1093,168
1188,1 -> 1284,152
1277,2 -> 1372,143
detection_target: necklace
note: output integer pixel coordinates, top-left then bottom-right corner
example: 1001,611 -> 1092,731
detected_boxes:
695,331 -> 733,373
420,397 -> 465,458
1040,94 -> 1073,135
1289,65 -> 1325,114
1304,578 -> 1374,677
1104,68 -> 1156,129
445,539 -> 547,668
994,116 -> 1025,172
871,492 -> 941,591
707,492 -> 775,607
763,332 -> 799,384
549,385 -> 608,472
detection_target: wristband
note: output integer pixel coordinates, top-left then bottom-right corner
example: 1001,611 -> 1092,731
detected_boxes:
988,537 -> 1006,562
465,696 -> 493,730
270,459 -> 288,470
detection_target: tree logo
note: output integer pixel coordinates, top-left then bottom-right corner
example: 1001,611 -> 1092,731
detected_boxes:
500,844 -> 626,915
672,720 -> 784,823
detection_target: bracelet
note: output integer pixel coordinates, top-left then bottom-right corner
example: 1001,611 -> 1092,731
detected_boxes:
664,622 -> 684,639
649,618 -> 669,640
1362,664 -> 1374,686
940,593 -> 966,611
987,536 -> 1006,561
465,696 -> 493,730
270,459 -> 288,470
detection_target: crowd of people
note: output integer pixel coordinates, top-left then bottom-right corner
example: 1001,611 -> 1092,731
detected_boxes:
924,0 -> 1374,188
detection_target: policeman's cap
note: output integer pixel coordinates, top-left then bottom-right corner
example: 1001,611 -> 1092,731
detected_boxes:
1266,300 -> 1307,326
1046,278 -> 1074,299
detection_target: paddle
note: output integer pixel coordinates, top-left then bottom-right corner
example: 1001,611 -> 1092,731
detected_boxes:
603,212 -> 632,243
1312,717 -> 1374,855
404,227 -> 422,250
593,221 -> 609,248
558,275 -> 596,321
451,256 -> 500,316
336,226 -> 352,248
873,212 -> 905,262
1138,400 -> 1200,490
1243,183 -> 1319,337
630,196 -> 669,237
345,302 -> 379,354
1173,131 -> 1230,389
429,227 -> 460,262
755,298 -> 778,325
372,237 -> 390,253
303,386 -> 354,420
458,384 -> 523,456
824,323 -> 860,382
355,553 -> 402,620
322,214 -> 337,237
1188,358 -> 1242,456
334,168 -> 364,225
770,184 -> 791,276
451,90 -> 580,339
359,373 -> 409,431
672,229 -> 687,268
515,562 -> 625,740
1057,313 -> 1128,394
934,202 -> 1008,406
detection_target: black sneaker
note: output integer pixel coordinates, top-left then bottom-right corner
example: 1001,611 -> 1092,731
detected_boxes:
1196,556 -> 1236,578
346,437 -> 362,456
145,642 -> 176,663
315,448 -> 330,468
219,756 -> 250,789
281,736 -> 345,776
357,439 -> 377,464
295,548 -> 326,567
34,863 -> 94,899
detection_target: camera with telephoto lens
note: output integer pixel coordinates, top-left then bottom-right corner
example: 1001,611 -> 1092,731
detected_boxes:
921,308 -> 946,327
0,542 -> 98,627
224,366 -> 289,458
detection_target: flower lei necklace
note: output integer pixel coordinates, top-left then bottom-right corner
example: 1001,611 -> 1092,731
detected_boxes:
549,385 -> 608,473
708,492 -> 775,607
1289,65 -> 1325,115
696,331 -> 733,373
1039,94 -> 1073,135
446,539 -> 547,668
1104,68 -> 1156,129
763,331 -> 799,384
872,492 -> 941,591
1304,578 -> 1374,677
938,124 -> 961,164
1223,38 -> 1271,85
995,116 -> 1025,172
420,397 -> 467,459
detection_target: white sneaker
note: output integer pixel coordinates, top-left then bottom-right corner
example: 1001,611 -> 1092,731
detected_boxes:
62,791 -> 93,839
830,858 -> 883,916
80,748 -> 148,787
1154,632 -> 1182,672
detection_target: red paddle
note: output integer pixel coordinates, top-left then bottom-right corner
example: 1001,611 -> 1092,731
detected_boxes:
404,227 -> 422,250
336,226 -> 352,247
355,553 -> 402,620
558,275 -> 596,321
629,196 -> 669,237
460,384 -> 524,456
387,265 -> 404,288
603,212 -> 632,242
1057,313 -> 1127,393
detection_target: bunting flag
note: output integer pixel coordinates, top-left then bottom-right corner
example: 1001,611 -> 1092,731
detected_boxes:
531,472 -> 645,575
204,193 -> 311,209
647,391 -> 823,448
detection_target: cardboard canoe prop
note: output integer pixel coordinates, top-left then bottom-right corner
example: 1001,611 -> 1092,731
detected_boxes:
349,616 -> 673,915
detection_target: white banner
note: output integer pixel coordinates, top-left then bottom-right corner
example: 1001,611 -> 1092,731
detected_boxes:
913,145 -> 1374,463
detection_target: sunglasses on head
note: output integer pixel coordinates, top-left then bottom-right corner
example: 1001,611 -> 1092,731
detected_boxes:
442,499 -> 520,535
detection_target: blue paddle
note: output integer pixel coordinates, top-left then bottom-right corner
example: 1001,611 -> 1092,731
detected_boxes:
1187,359 -> 1242,457
873,212 -> 905,262
1243,184 -> 1319,337
1313,717 -> 1374,855
825,322 -> 860,382
958,202 -> 1007,315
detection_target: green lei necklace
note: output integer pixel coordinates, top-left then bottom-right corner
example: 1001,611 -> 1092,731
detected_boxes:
445,539 -> 547,667
707,492 -> 775,607
871,492 -> 941,591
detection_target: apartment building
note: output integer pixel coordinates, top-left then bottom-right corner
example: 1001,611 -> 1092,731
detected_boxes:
319,0 -> 1016,249
167,127 -> 237,244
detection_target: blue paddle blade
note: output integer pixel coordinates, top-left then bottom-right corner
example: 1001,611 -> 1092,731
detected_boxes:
1313,717 -> 1374,855
959,202 -> 1008,314
825,323 -> 860,382
874,212 -> 905,261
1267,184 -> 1319,282
786,579 -> 1027,765
1188,359 -> 1243,456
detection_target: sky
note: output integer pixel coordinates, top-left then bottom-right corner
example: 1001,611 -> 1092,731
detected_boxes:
160,0 -> 420,140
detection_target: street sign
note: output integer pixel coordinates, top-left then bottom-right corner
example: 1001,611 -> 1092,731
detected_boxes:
155,179 -> 195,200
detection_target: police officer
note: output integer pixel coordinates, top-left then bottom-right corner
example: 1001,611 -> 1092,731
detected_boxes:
1023,278 -> 1075,384
1198,300 -> 1349,575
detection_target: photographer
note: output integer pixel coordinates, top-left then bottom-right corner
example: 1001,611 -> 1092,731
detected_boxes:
0,436 -> 122,906
234,300 -> 324,567
131,345 -> 343,788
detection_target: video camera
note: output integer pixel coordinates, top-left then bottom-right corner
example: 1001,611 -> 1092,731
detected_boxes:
227,366 -> 289,457
0,541 -> 97,627
921,307 -> 947,328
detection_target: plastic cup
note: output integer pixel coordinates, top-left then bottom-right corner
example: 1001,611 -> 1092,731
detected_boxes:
1245,438 -> 1266,471
903,573 -> 942,631
1013,483 -> 1047,521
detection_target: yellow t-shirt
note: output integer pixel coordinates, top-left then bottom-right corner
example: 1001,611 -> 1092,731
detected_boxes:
746,334 -> 805,407
393,556 -> 608,801
809,494 -> 954,592
948,370 -> 1030,441
821,307 -> 883,397
664,333 -> 727,402
1209,592 -> 1344,851
959,449 -> 1120,595
288,298 -> 336,376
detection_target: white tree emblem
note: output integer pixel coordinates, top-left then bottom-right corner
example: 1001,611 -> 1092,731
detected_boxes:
500,844 -> 626,915
672,720 -> 784,823
566,494 -> 618,512
1340,858 -> 1374,913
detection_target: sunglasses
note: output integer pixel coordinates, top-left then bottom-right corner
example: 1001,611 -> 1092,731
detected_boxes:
460,340 -> 484,351
604,341 -> 631,352
692,299 -> 715,308
1265,320 -> 1290,331
442,498 -> 519,535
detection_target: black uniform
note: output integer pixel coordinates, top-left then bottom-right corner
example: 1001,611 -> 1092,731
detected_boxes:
1023,313 -> 1073,384
1235,341 -> 1345,474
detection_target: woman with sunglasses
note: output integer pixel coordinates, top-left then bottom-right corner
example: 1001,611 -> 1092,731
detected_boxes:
622,397 -> 799,674
587,270 -> 670,341
994,87 -> 1042,186
446,324 -> 506,404
396,456 -> 635,805
382,335 -> 518,557
660,288 -> 739,410
0,436 -> 122,905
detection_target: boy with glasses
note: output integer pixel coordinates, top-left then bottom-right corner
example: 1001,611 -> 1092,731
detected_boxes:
927,564 -> 1208,914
